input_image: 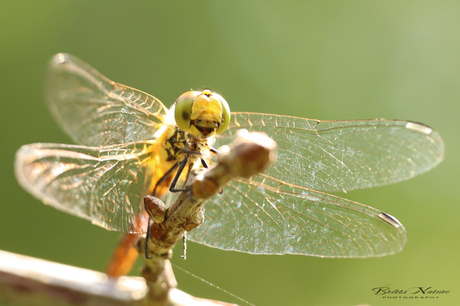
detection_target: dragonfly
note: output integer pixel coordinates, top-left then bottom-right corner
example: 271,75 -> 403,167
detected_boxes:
15,54 -> 444,271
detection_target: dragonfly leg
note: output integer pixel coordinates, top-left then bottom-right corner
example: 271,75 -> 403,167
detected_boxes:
200,158 -> 209,168
145,224 -> 152,259
169,157 -> 192,193
152,162 -> 180,196
182,149 -> 202,155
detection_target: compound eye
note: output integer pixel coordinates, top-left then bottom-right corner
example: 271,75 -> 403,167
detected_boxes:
174,91 -> 200,131
214,93 -> 231,135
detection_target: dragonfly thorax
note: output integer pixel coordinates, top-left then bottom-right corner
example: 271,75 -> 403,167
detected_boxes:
162,127 -> 208,163
174,90 -> 231,138
151,124 -> 210,198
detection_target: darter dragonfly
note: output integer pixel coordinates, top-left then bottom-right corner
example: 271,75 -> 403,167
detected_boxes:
15,54 -> 444,263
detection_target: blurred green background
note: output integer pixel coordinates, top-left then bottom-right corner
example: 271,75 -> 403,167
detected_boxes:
1,1 -> 458,305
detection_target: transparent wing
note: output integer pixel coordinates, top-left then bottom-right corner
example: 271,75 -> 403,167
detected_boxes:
46,53 -> 169,146
188,174 -> 407,257
14,141 -> 156,233
215,113 -> 445,192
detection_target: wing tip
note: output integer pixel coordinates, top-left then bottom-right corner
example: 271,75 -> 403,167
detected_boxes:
14,144 -> 34,193
404,121 -> 445,167
405,121 -> 433,135
50,53 -> 73,66
378,212 -> 404,229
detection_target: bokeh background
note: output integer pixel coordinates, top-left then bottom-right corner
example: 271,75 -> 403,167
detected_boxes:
1,1 -> 459,305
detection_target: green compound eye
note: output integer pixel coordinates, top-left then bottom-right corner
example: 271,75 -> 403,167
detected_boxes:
213,92 -> 231,135
174,91 -> 200,132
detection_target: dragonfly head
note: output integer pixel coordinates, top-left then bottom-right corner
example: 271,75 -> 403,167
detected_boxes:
174,90 -> 231,138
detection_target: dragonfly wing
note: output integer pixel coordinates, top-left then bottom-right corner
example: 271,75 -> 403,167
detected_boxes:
188,174 -> 407,257
215,113 -> 445,192
46,53 -> 169,146
15,141 -> 156,233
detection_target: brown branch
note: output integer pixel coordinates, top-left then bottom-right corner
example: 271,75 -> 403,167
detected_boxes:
0,249 -> 241,306
0,249 -> 146,306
